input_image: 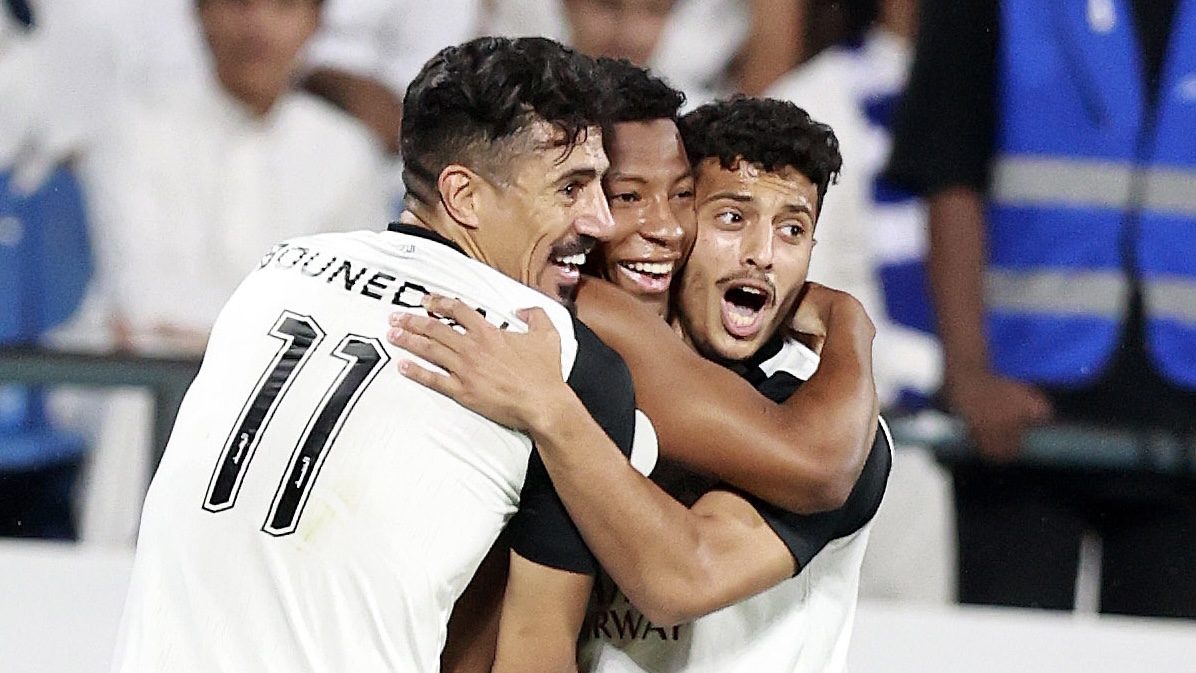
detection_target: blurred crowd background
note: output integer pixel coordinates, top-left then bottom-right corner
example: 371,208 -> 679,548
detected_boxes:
2,0 -> 1194,620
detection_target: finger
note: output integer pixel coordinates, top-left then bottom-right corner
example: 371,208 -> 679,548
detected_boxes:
389,324 -> 465,375
397,358 -> 462,398
395,312 -> 471,354
516,306 -> 559,337
422,294 -> 494,334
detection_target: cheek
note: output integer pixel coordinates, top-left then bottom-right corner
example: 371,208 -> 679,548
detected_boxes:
604,215 -> 642,263
776,250 -> 812,296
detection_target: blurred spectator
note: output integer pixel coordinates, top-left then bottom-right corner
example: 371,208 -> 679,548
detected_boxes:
63,0 -> 390,545
302,0 -> 480,154
483,0 -> 804,105
887,0 -> 1196,617
768,0 -> 952,604
79,0 -> 389,355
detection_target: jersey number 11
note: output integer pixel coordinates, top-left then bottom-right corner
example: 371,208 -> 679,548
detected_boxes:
202,310 -> 389,536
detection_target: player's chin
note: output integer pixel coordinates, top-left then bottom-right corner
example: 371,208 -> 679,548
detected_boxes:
555,279 -> 580,310
709,330 -> 767,363
536,264 -> 581,307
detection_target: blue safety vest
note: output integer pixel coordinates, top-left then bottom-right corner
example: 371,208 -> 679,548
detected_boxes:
988,0 -> 1196,387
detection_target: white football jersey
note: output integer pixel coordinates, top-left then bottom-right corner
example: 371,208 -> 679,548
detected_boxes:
580,339 -> 893,673
112,227 -> 593,673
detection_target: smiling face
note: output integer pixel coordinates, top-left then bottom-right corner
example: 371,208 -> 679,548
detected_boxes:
597,119 -> 696,317
673,158 -> 819,363
473,121 -> 616,304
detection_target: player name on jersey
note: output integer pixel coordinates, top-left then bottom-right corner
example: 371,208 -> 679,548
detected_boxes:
258,241 -> 514,331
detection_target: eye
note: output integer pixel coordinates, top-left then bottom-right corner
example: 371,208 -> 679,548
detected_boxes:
610,191 -> 640,205
561,182 -> 581,199
778,222 -> 807,241
714,210 -> 743,227
672,188 -> 695,201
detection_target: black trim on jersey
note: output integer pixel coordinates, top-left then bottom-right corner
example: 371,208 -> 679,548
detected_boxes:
729,355 -> 893,574
386,222 -> 468,256
507,318 -> 639,574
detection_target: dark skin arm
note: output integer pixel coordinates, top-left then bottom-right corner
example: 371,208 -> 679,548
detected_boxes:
574,277 -> 878,513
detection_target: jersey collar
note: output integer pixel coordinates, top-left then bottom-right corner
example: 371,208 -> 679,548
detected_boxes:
387,221 -> 468,256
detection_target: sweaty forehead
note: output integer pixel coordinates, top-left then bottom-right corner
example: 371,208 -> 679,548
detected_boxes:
697,159 -> 815,207
549,129 -> 610,175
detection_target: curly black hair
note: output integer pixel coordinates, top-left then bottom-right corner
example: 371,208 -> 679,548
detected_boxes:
678,95 -> 842,218
401,37 -> 614,207
597,57 -> 686,124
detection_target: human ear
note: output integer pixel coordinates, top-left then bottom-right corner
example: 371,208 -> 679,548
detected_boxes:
438,165 -> 484,230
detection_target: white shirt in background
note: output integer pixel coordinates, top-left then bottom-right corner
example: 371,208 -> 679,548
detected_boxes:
79,79 -> 391,343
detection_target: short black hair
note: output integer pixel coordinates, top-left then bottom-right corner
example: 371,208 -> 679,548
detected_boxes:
678,95 -> 842,217
401,36 -> 614,207
598,57 -> 686,124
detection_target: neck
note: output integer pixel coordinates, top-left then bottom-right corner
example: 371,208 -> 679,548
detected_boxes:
399,206 -> 491,266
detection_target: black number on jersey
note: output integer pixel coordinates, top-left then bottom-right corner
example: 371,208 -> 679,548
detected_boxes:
202,311 -> 390,537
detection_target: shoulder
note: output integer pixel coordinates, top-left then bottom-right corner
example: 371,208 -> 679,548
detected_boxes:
567,318 -> 638,455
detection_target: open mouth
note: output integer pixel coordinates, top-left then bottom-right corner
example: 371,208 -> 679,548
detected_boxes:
616,260 -> 675,294
548,236 -> 596,291
720,282 -> 773,338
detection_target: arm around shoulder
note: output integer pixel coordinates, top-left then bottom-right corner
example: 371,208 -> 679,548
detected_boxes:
575,278 -> 877,514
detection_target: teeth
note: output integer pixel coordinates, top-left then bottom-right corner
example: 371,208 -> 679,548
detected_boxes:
622,261 -> 674,276
737,286 -> 765,296
727,306 -> 757,327
555,253 -> 586,266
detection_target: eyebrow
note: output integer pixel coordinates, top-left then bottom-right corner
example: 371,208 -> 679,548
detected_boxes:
704,190 -> 814,214
606,168 -> 693,185
704,190 -> 753,204
605,173 -> 648,184
555,166 -> 605,184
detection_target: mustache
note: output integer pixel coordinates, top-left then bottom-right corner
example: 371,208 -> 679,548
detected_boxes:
551,235 -> 598,258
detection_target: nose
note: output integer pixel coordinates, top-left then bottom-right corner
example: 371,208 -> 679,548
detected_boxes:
640,198 -> 686,248
576,181 -> 617,242
740,221 -> 774,270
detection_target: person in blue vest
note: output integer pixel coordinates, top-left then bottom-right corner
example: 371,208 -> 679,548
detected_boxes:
886,0 -> 1196,618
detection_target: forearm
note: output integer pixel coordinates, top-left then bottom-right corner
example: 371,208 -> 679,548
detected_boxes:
526,394 -> 731,625
927,186 -> 991,382
770,299 -> 879,505
492,552 -> 591,673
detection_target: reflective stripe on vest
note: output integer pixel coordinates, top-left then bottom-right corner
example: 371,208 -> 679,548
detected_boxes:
992,156 -> 1196,217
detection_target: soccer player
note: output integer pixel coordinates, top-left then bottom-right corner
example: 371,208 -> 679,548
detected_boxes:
109,36 -> 649,673
392,94 -> 889,672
